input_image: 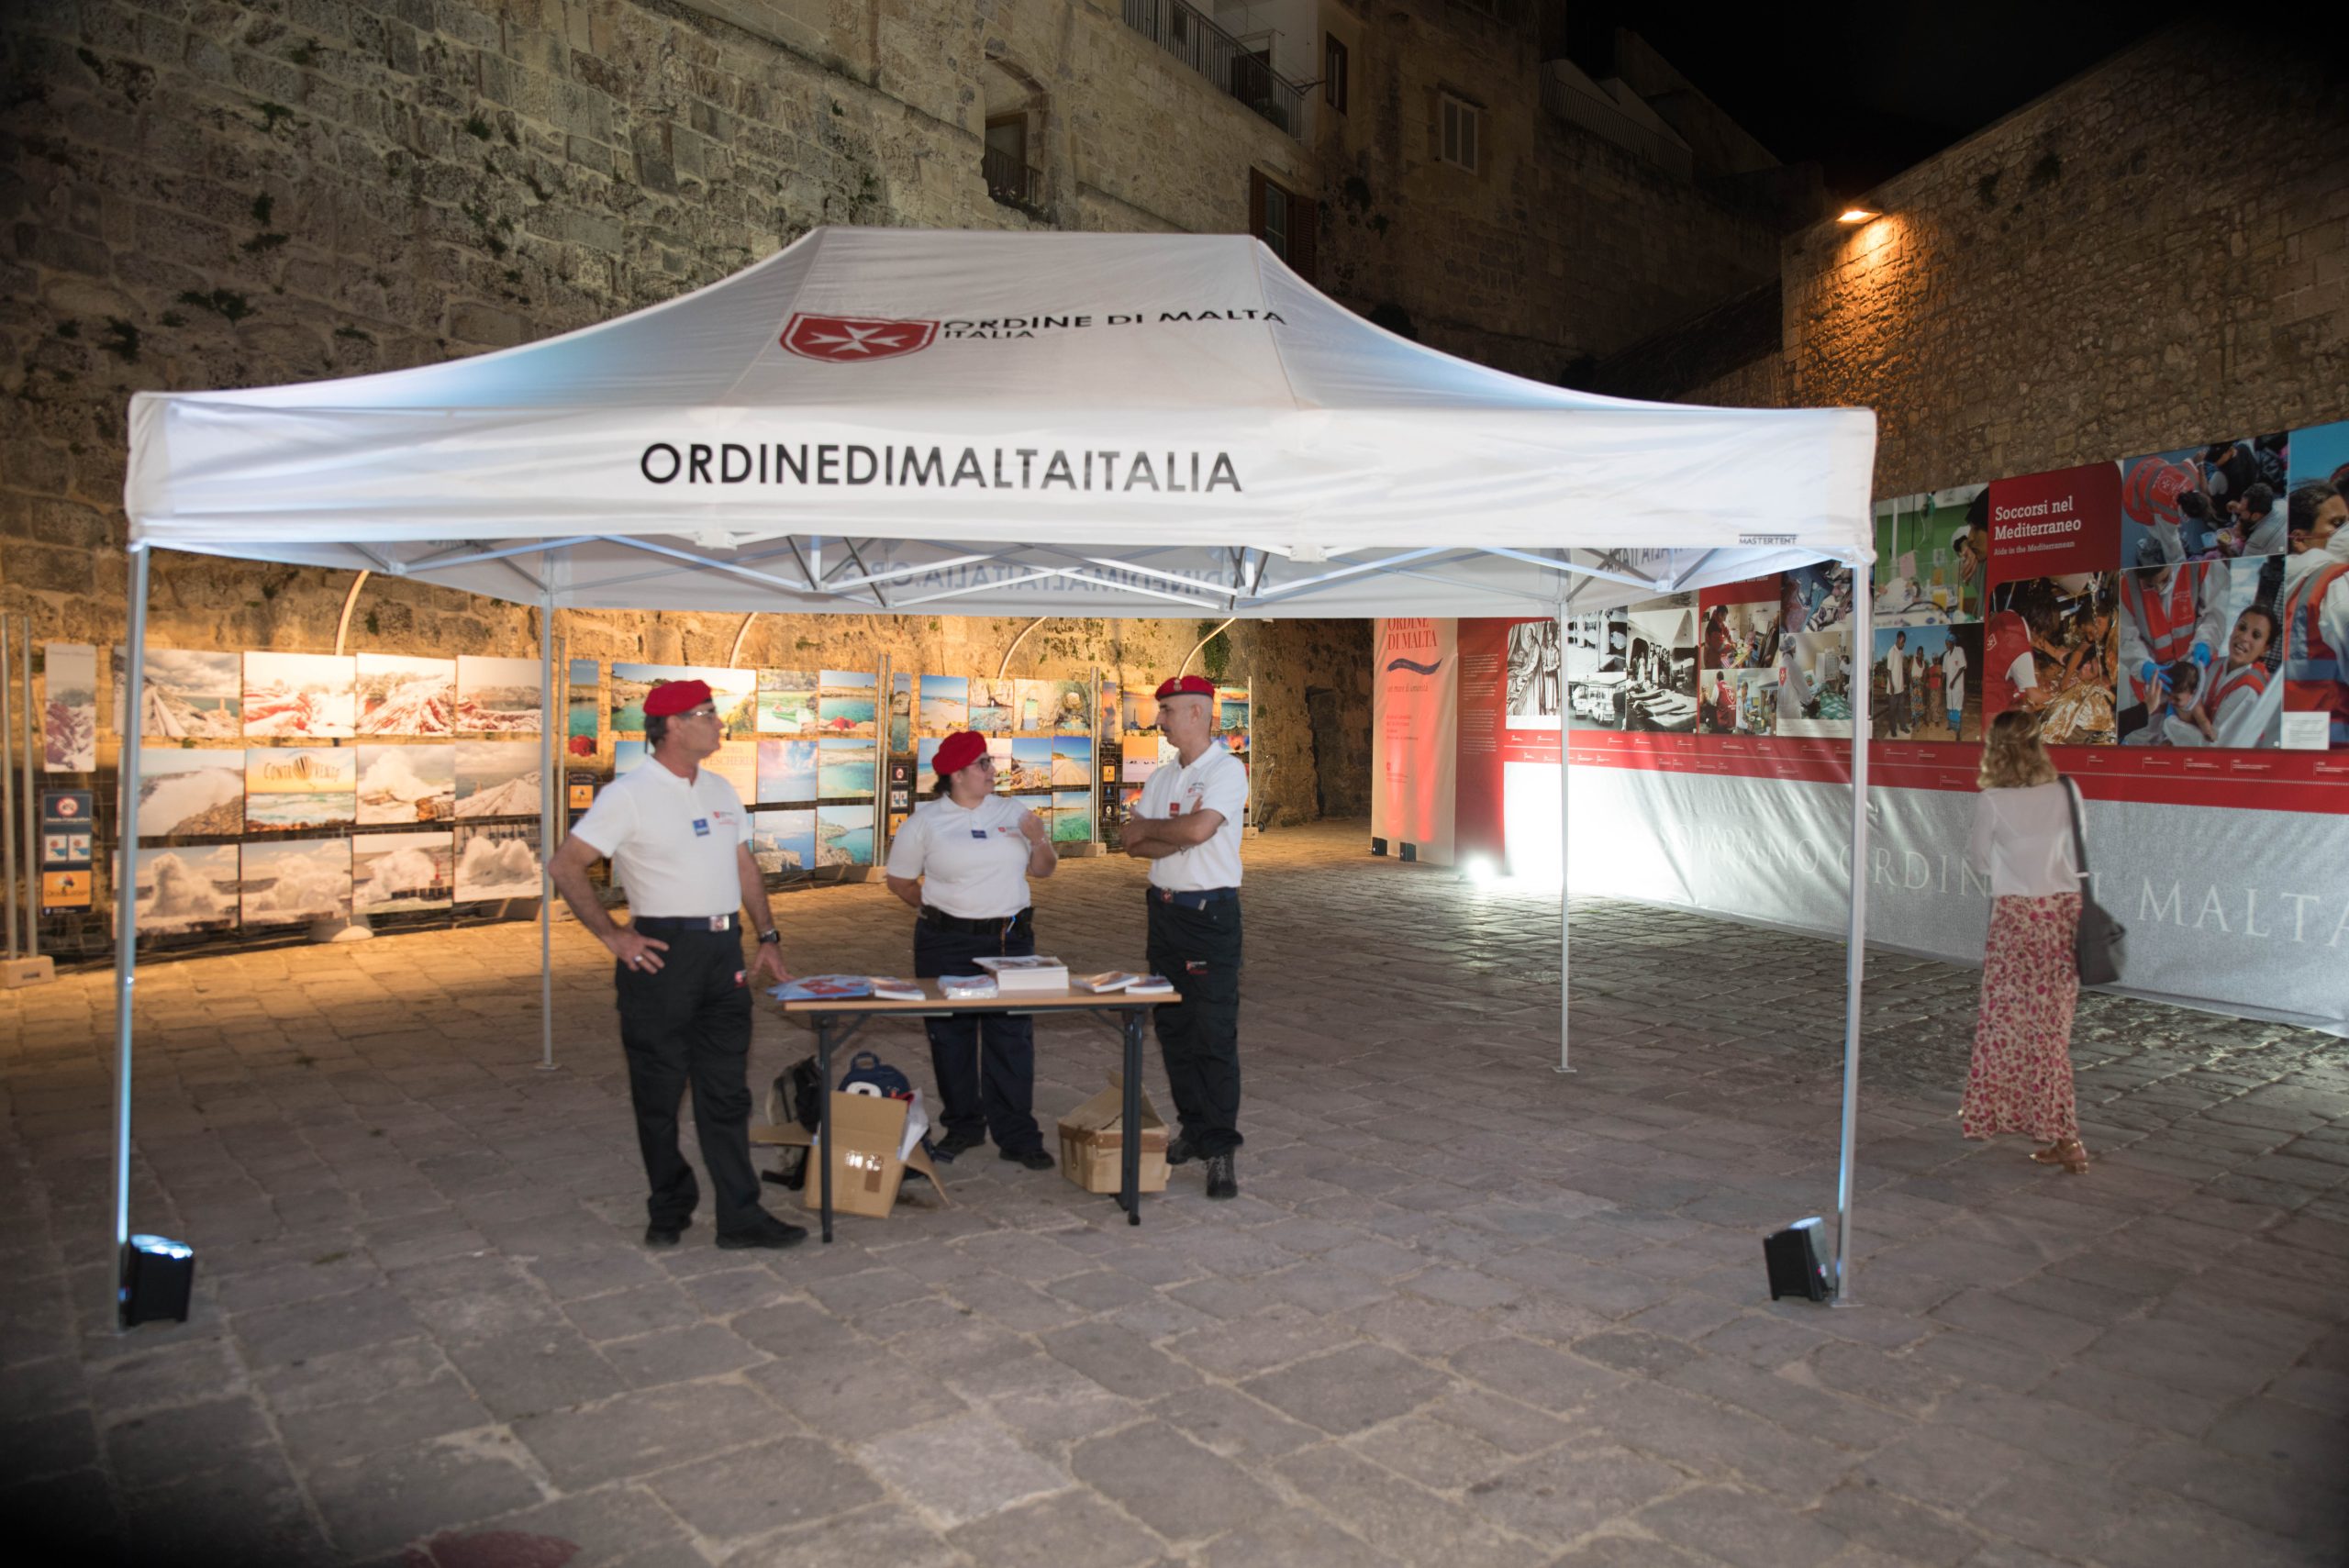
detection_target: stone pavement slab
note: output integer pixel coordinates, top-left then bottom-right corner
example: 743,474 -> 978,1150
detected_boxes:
2,819 -> 2345,1565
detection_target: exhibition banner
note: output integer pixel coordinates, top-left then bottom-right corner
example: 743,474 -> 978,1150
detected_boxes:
1371,618 -> 1456,862
1538,761 -> 2349,1035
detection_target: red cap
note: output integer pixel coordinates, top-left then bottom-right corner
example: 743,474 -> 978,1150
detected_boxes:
932,729 -> 987,778
642,678 -> 714,718
1153,674 -> 1215,700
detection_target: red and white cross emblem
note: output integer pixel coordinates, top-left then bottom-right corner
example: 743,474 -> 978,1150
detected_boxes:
780,314 -> 938,362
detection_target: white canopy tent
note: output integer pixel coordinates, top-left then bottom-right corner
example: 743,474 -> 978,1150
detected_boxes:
118,228 -> 1880,1307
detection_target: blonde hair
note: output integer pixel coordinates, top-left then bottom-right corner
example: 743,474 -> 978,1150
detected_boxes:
1978,710 -> 2057,790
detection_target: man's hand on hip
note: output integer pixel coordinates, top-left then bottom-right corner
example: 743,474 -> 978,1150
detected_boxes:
607,929 -> 670,973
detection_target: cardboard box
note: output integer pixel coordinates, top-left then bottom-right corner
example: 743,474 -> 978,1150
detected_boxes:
751,1091 -> 947,1220
1057,1075 -> 1168,1195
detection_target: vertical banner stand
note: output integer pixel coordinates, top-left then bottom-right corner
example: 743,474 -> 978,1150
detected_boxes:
2,616 -> 16,962
23,632 -> 42,970
538,585 -> 555,1072
873,656 -> 891,870
112,547 -> 153,1324
1555,605 -> 1573,1074
1833,566 -> 1874,1304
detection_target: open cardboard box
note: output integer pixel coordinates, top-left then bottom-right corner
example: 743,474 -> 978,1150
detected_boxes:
751,1090 -> 948,1220
1057,1073 -> 1168,1195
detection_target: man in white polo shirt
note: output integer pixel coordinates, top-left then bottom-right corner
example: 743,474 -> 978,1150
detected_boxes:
550,678 -> 804,1251
1123,674 -> 1249,1199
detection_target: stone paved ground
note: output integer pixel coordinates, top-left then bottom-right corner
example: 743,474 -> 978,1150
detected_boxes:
3,819 -> 2345,1568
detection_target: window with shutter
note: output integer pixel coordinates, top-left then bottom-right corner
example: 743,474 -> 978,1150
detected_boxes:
1324,35 -> 1348,113
1248,169 -> 1315,284
1439,94 -> 1480,172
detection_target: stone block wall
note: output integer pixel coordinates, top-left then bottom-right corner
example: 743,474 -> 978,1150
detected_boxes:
1316,0 -> 1785,382
0,0 -> 1362,825
1780,23 -> 2349,497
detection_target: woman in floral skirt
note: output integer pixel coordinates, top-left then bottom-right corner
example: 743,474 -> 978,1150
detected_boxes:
1961,711 -> 2088,1172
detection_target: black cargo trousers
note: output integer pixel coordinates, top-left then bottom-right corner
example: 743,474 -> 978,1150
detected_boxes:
1143,888 -> 1244,1156
614,921 -> 761,1235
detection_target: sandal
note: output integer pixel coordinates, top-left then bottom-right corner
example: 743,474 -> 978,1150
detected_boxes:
2029,1139 -> 2088,1173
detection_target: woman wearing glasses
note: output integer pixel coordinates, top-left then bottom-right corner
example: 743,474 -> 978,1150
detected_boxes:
883,729 -> 1059,1169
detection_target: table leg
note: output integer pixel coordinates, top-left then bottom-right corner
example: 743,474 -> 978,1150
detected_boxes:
1121,1006 -> 1142,1227
817,1016 -> 834,1244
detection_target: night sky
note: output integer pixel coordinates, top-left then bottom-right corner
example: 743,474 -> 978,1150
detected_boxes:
1570,3 -> 2194,196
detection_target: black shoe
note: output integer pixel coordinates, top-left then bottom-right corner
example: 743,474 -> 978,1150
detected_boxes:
716,1215 -> 808,1250
930,1131 -> 982,1164
1204,1152 -> 1238,1200
999,1147 -> 1055,1171
1165,1135 -> 1197,1167
644,1218 -> 690,1248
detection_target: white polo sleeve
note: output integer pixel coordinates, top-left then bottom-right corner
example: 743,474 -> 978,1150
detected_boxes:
884,807 -> 929,879
569,777 -> 637,859
1198,755 -> 1249,827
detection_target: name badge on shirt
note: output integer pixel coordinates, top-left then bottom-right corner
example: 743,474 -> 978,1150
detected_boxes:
970,829 -> 990,840
1168,803 -> 1183,816
692,818 -> 711,838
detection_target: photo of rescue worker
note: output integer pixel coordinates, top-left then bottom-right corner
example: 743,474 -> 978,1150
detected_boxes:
1874,486 -> 1986,624
1984,576 -> 2121,745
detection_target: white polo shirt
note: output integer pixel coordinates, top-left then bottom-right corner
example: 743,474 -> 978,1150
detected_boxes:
570,755 -> 747,918
1136,743 -> 1247,892
885,793 -> 1036,918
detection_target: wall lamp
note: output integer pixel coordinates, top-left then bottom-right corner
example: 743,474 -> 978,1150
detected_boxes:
1836,206 -> 1880,224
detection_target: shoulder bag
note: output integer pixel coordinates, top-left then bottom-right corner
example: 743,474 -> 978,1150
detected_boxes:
2060,777 -> 2126,985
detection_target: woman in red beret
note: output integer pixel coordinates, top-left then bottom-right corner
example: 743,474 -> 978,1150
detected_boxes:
882,729 -> 1060,1168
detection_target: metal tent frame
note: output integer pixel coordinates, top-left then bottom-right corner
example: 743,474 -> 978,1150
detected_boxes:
110,529 -> 1876,1320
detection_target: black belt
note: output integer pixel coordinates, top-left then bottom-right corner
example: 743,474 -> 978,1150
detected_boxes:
1149,886 -> 1238,910
920,906 -> 1031,936
629,914 -> 738,935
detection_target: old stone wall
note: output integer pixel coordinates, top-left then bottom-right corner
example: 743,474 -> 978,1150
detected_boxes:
0,0 -> 1364,825
1779,23 -> 2349,498
1316,0 -> 1785,382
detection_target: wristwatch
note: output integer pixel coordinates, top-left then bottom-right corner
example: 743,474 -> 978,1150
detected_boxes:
757,929 -> 781,945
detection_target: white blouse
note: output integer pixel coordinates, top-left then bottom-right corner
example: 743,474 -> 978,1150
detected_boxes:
1968,780 -> 2082,898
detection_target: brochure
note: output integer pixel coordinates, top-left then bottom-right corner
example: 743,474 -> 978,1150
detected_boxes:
938,973 -> 998,1000
770,974 -> 874,1001
868,976 -> 925,1001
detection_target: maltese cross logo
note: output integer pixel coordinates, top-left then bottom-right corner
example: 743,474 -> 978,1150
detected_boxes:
781,314 -> 938,362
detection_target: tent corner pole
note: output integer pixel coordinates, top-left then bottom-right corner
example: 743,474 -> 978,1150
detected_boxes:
1833,561 -> 1873,1305
539,586 -> 556,1073
110,544 -> 153,1331
1554,605 -> 1573,1074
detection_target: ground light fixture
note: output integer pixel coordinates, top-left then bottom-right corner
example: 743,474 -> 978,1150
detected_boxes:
120,1234 -> 196,1326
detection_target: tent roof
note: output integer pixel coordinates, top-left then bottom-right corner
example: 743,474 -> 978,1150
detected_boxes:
126,228 -> 1876,617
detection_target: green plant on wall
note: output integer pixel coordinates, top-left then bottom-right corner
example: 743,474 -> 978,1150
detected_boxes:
1200,625 -> 1230,682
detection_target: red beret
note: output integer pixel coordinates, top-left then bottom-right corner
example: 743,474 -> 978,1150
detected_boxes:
933,729 -> 987,777
1154,674 -> 1215,700
642,678 -> 714,717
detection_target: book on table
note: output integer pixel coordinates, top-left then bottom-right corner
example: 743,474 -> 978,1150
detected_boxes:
771,974 -> 874,1002
938,973 -> 998,1000
1076,972 -> 1141,993
1126,974 -> 1174,996
972,954 -> 1070,992
867,976 -> 925,1001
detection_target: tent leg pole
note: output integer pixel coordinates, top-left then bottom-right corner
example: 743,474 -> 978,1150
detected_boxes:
539,586 -> 555,1073
1834,570 -> 1873,1305
111,547 -> 152,1329
1555,607 -> 1573,1074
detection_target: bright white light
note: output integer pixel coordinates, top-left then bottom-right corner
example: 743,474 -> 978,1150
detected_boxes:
1462,856 -> 1498,885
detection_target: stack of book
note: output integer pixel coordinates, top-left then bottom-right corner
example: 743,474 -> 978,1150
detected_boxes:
973,955 -> 1070,993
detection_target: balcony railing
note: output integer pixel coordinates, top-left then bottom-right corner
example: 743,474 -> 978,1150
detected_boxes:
983,145 -> 1045,215
1121,0 -> 1308,141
